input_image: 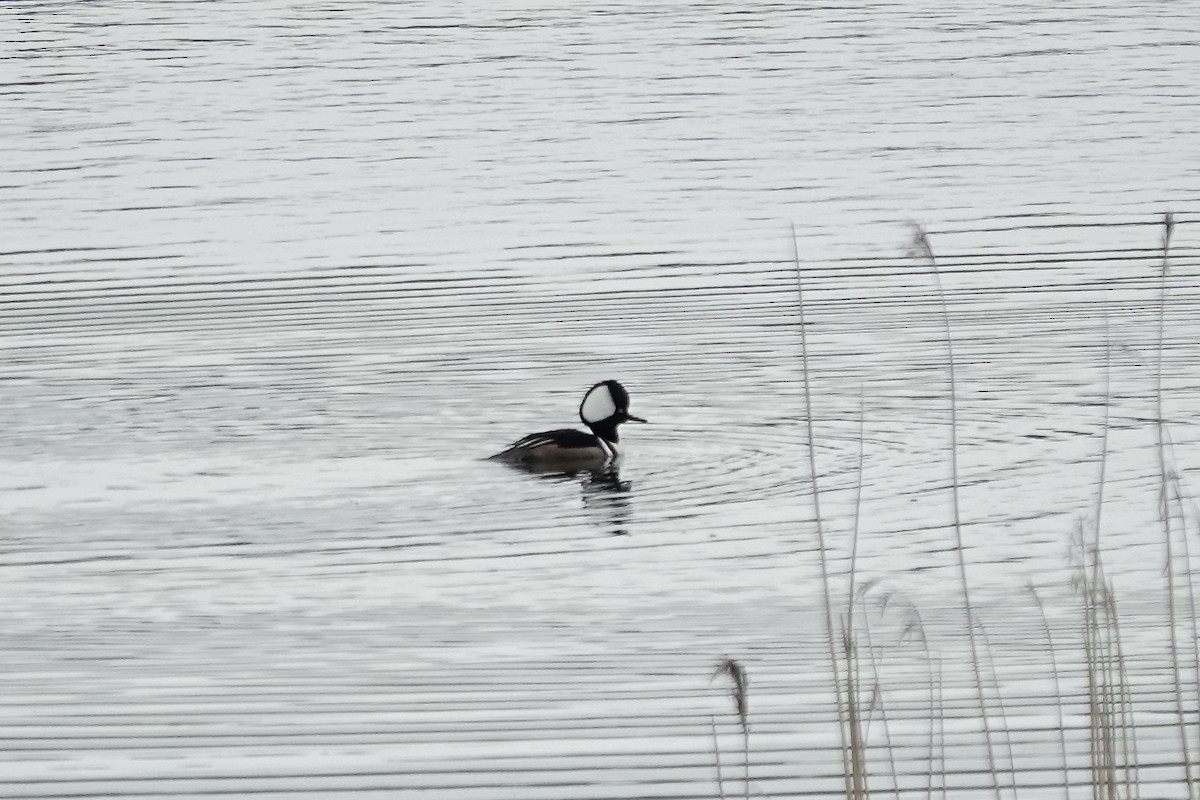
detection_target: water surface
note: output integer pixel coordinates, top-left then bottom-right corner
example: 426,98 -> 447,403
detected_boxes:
3,2 -> 1200,797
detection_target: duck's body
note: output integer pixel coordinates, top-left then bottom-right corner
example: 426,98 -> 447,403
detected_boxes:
490,381 -> 644,471
490,428 -> 613,470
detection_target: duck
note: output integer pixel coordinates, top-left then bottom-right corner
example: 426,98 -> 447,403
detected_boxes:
489,380 -> 646,471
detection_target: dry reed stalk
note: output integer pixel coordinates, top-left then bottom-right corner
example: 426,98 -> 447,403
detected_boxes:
872,591 -> 932,800
842,384 -> 871,798
1027,584 -> 1072,796
1104,580 -> 1139,798
1073,525 -> 1134,800
1153,212 -> 1195,798
847,385 -> 866,622
1077,296 -> 1114,800
711,714 -> 727,800
903,606 -> 939,800
908,223 -> 1002,800
858,606 -> 902,800
843,628 -> 868,800
791,226 -> 864,799
1094,307 -> 1112,553
1168,474 -> 1200,796
932,654 -> 946,800
1077,528 -> 1107,800
1078,297 -> 1132,800
975,620 -> 1018,790
893,602 -> 940,800
1075,531 -> 1101,799
714,658 -> 750,799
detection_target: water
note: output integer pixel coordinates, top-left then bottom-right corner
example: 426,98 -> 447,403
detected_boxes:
3,2 -> 1200,797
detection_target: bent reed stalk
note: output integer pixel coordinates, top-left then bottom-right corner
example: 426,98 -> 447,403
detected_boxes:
1028,584 -> 1071,793
713,658 -> 750,800
1153,212 -> 1196,798
908,223 -> 1004,800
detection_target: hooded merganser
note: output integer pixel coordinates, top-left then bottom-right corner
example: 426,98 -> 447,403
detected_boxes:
489,380 -> 646,470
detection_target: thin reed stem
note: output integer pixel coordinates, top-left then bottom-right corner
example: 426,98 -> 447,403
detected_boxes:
975,621 -> 1017,789
1088,301 -> 1117,800
859,609 -> 902,800
711,715 -> 727,800
1169,474 -> 1200,796
791,225 -> 863,799
843,628 -> 866,800
842,384 -> 870,799
847,384 -> 866,619
1077,530 -> 1103,800
1075,524 -> 1136,800
1154,212 -> 1194,797
1094,308 -> 1111,545
933,655 -> 947,800
1106,585 -> 1139,799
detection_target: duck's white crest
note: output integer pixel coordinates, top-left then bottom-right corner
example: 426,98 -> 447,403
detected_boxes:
580,383 -> 617,424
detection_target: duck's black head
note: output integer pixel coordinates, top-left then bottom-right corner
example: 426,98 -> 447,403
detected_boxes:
578,380 -> 646,444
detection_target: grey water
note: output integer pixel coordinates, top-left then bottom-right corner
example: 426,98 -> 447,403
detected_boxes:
3,2 -> 1200,798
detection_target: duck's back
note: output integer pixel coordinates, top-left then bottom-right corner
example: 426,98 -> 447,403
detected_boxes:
489,428 -> 604,466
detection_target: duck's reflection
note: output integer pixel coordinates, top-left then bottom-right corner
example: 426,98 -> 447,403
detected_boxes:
499,461 -> 634,536
579,465 -> 633,536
